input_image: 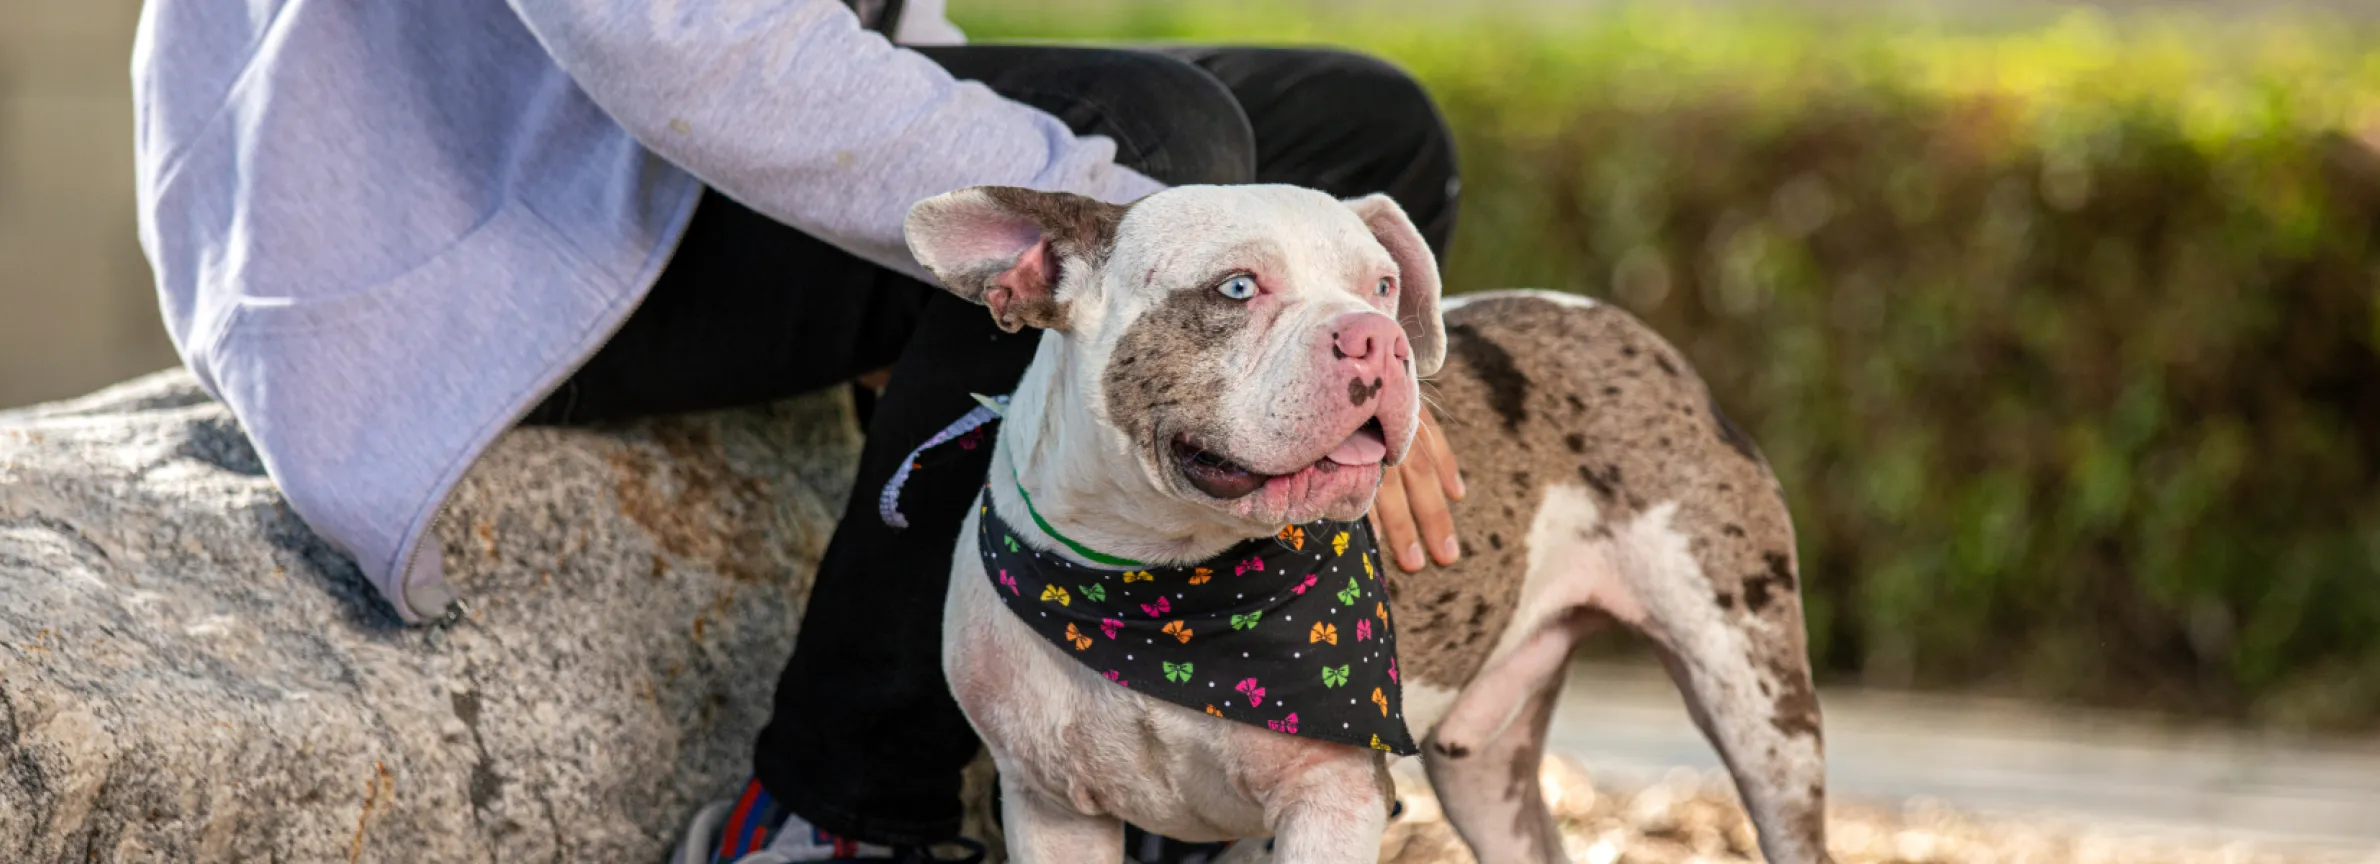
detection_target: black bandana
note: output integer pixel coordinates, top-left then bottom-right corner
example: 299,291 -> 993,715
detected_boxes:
976,490 -> 1419,755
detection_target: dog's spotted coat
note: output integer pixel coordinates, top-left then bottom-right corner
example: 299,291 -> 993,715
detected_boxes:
906,185 -> 1831,864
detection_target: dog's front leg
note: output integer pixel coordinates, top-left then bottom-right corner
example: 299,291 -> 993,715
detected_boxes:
998,773 -> 1125,864
1422,618 -> 1582,864
1259,755 -> 1391,864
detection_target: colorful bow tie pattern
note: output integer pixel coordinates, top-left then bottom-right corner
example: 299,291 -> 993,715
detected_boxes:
977,490 -> 1417,755
1277,525 -> 1306,550
1236,678 -> 1268,706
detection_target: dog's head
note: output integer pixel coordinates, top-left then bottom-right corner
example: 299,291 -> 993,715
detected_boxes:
906,184 -> 1445,529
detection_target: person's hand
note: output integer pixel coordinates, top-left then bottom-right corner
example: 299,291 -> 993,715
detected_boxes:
1369,407 -> 1465,573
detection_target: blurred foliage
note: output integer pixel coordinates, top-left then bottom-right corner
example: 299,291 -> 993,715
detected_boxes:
961,1 -> 2380,730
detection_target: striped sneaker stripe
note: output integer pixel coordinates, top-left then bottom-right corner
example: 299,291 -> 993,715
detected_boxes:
713,780 -> 764,862
734,786 -> 776,854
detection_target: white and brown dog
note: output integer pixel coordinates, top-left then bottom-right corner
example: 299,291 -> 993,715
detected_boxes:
906,184 -> 1830,864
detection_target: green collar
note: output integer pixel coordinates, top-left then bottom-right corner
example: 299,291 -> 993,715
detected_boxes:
1013,479 -> 1148,569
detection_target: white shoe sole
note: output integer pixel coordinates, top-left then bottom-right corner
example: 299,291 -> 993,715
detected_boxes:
676,798 -> 739,864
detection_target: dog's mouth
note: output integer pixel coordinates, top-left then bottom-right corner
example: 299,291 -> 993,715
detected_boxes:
1172,418 -> 1388,500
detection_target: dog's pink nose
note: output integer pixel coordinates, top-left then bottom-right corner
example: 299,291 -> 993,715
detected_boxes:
1331,313 -> 1410,368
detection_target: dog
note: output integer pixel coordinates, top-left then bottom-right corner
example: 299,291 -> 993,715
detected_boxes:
905,184 -> 1830,864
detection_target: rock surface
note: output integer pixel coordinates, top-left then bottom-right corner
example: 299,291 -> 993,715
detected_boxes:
1,370 -> 861,862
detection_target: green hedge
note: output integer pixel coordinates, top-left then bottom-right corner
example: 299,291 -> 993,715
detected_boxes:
958,2 -> 2380,730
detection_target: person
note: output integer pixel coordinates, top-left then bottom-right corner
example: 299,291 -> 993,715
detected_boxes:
132,0 -> 1468,861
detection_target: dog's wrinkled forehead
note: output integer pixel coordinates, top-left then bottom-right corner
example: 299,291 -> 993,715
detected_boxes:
1105,186 -> 1397,309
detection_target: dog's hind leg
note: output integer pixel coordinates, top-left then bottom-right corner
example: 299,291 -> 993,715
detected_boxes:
1592,497 -> 1832,864
997,773 -> 1126,864
1420,618 -> 1578,864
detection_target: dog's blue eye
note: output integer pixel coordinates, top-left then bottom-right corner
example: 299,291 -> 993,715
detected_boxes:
1375,278 -> 1393,297
1217,275 -> 1259,301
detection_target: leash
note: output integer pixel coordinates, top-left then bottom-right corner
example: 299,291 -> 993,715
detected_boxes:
876,391 -> 1150,568
877,393 -> 1008,530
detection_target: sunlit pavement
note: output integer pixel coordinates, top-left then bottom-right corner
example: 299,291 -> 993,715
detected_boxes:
1547,662 -> 2380,852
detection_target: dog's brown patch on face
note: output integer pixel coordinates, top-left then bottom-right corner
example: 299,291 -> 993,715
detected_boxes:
1102,283 -> 1248,474
1348,375 -> 1383,406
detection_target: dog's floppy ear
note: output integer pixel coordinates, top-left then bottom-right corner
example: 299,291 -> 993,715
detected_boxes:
1343,194 -> 1447,377
905,186 -> 1127,334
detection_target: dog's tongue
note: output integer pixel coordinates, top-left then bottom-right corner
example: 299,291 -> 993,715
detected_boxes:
1324,426 -> 1388,466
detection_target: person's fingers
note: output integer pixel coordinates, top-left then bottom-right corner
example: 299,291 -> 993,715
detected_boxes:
1419,410 -> 1466,501
1372,465 -> 1426,573
1400,447 -> 1460,566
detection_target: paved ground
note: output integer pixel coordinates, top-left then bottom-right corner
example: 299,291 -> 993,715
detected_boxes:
1535,663 -> 2380,858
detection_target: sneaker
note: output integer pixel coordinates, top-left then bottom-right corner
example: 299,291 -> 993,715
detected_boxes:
677,778 -> 984,864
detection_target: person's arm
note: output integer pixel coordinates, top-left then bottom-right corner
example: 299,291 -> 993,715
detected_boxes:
505,0 -> 1164,283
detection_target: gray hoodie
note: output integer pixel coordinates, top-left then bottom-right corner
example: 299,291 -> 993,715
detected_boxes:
132,0 -> 1165,622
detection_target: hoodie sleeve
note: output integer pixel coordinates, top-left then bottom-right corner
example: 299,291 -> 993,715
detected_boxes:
505,0 -> 1167,283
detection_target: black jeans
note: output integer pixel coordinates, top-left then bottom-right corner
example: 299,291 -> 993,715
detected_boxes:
527,44 -> 1459,846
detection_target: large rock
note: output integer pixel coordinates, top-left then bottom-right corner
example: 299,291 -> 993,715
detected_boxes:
0,370 -> 862,862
